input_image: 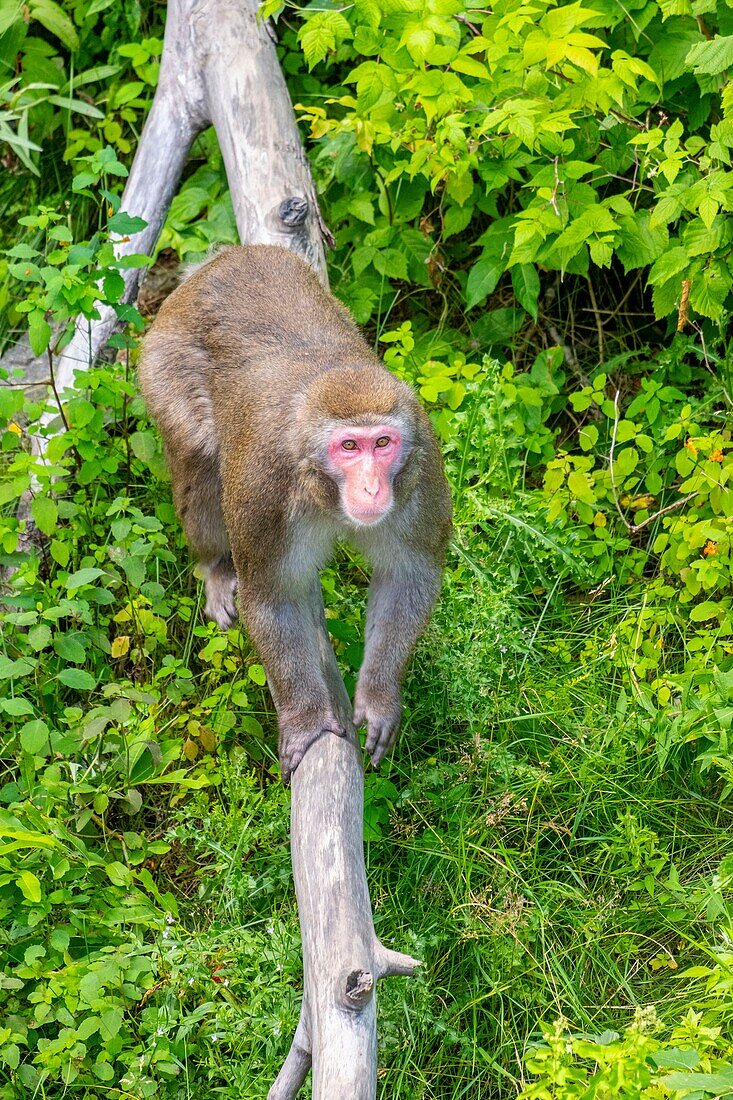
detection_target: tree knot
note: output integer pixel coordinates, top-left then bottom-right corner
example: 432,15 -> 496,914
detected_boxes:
278,196 -> 309,227
344,968 -> 374,1010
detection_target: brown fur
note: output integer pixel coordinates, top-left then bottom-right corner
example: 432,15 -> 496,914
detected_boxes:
138,244 -> 451,779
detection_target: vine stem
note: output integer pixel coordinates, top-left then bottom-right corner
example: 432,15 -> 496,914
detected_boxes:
608,385 -> 696,536
46,347 -> 83,470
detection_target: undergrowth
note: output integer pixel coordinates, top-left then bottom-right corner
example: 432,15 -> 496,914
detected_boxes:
1,0 -> 733,1096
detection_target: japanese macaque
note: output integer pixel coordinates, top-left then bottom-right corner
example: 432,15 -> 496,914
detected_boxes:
138,245 -> 451,780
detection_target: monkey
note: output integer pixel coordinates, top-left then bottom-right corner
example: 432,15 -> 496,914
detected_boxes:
138,245 -> 452,781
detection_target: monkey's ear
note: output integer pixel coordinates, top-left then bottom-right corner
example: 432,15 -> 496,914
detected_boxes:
294,399 -> 306,423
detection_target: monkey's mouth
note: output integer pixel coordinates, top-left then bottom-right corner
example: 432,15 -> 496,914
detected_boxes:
344,504 -> 391,527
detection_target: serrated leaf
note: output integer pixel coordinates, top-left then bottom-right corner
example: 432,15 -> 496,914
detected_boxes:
259,0 -> 285,19
685,34 -> 733,75
401,22 -> 435,63
108,210 -> 147,235
130,431 -> 157,466
373,248 -> 408,280
298,10 -> 351,68
348,195 -> 375,224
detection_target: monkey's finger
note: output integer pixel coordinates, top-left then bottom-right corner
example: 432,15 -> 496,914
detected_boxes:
367,722 -> 397,766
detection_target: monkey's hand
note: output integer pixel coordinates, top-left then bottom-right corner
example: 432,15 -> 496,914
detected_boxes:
354,683 -> 402,768
278,707 -> 347,783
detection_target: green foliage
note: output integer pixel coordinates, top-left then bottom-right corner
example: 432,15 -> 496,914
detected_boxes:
286,0 -> 733,327
2,0 -> 733,1095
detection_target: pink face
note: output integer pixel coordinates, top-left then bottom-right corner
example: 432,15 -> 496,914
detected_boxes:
327,425 -> 403,525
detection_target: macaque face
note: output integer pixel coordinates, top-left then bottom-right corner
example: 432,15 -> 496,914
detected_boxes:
326,424 -> 404,525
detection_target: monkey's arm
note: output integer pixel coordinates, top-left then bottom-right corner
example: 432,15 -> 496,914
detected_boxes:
354,551 -> 443,766
238,578 -> 348,781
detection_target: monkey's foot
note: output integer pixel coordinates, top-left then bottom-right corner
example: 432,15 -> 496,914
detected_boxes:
354,688 -> 402,767
278,713 -> 347,784
204,570 -> 238,630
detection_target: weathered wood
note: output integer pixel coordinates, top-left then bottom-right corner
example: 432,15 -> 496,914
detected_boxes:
268,610 -> 420,1100
40,0 -> 327,408
269,726 -> 420,1100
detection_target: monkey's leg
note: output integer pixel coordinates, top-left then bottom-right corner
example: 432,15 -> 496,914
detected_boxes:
170,447 -> 238,630
355,556 -> 443,766
238,577 -> 349,781
311,579 -> 353,731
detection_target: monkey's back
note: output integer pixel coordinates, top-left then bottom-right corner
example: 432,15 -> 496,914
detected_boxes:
157,246 -> 367,376
139,245 -> 382,452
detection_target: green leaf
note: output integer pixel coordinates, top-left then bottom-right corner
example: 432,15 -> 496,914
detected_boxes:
57,668 -> 97,691
108,210 -> 147,236
347,195 -> 375,225
615,213 -> 668,273
20,719 -> 49,754
130,431 -> 158,466
28,309 -> 51,356
16,870 -> 42,903
614,447 -> 639,477
400,22 -> 436,63
662,1071 -> 733,1093
28,0 -> 79,49
65,567 -> 106,589
248,664 -> 267,686
648,246 -> 689,287
373,248 -> 408,280
298,10 -> 351,68
31,494 -> 57,536
689,601 -> 722,622
0,697 -> 34,715
105,861 -> 132,886
511,264 -> 540,320
685,35 -> 733,76
54,633 -> 87,663
50,539 -> 70,567
259,0 -> 285,19
27,624 -> 52,650
99,1008 -> 123,1041
465,256 -> 503,310
567,469 -> 596,504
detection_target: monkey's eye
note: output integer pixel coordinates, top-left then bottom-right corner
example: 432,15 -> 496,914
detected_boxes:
342,439 -> 357,451
375,436 -> 391,448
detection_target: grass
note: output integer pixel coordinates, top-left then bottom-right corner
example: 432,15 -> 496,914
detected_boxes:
141,494 -> 732,1097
